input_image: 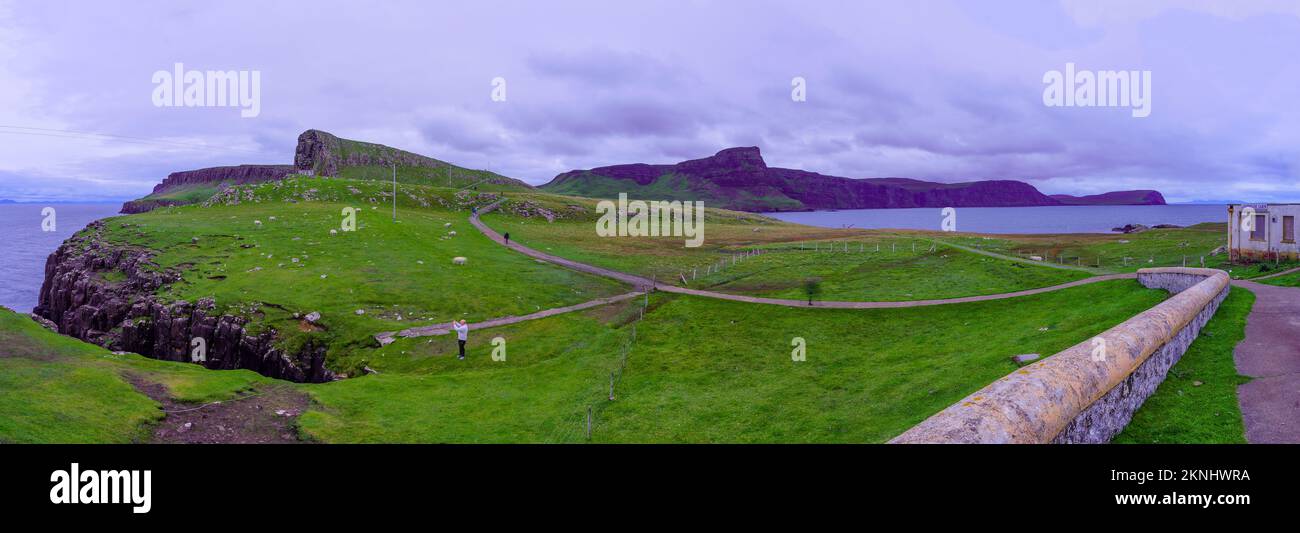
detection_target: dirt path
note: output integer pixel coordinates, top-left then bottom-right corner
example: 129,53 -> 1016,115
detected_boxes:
370,204 -> 1143,343
929,239 -> 1105,274
126,374 -> 308,444
1248,265 -> 1300,281
1230,280 -> 1300,443
470,201 -> 1136,308
376,291 -> 644,343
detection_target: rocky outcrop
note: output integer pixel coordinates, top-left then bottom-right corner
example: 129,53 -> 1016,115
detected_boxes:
293,129 -> 532,189
33,221 -> 334,383
120,198 -> 189,214
544,147 -> 1159,212
1052,190 -> 1166,206
119,165 -> 298,214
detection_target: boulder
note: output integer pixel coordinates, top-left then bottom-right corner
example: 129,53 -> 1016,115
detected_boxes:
1011,353 -> 1041,364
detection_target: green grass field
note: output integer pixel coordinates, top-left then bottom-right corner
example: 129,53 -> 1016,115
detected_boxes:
1114,287 -> 1255,444
96,178 -> 628,374
688,244 -> 1088,301
2,174 -> 1263,444
934,223 -> 1297,278
0,309 -> 266,443
0,277 -> 1171,443
296,279 -> 1167,443
483,215 -> 1088,300
1256,269 -> 1300,287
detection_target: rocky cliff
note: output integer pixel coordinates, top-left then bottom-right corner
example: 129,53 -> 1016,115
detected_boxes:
543,147 -> 1164,212
33,221 -> 334,382
293,129 -> 532,190
120,130 -> 533,215
119,164 -> 298,214
1050,190 -> 1166,205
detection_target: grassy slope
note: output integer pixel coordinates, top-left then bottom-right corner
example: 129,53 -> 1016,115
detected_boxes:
331,136 -> 531,192
936,223 -> 1298,278
543,172 -> 804,212
1256,270 -> 1300,287
142,183 -> 223,203
0,309 -> 265,443
1114,287 -> 1255,443
302,280 -> 1167,443
10,176 -> 1255,444
691,244 -> 1088,301
484,215 -> 1088,301
99,178 -> 627,374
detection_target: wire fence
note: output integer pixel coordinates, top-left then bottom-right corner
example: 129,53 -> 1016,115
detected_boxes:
675,239 -> 946,287
578,288 -> 651,442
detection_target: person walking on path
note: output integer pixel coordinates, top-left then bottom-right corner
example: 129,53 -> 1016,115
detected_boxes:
504,232 -> 510,245
452,319 -> 469,360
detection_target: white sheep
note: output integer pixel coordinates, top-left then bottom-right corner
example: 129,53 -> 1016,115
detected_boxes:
452,257 -> 467,265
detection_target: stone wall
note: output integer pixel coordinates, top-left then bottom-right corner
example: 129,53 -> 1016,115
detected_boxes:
889,267 -> 1230,444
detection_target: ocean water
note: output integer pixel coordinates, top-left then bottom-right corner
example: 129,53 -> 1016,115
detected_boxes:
0,203 -> 122,313
765,205 -> 1227,234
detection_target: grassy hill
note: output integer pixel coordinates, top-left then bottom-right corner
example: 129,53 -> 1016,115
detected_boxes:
121,130 -> 533,213
13,173 -> 1253,443
295,129 -> 534,192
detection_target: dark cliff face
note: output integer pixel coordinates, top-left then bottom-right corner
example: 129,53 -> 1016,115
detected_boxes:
1050,190 -> 1167,205
295,128 -> 449,175
119,165 -> 298,214
33,221 -> 334,383
148,165 -> 298,195
543,147 -> 1070,211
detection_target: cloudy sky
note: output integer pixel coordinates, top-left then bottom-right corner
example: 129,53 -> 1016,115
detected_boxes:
1,0 -> 1298,202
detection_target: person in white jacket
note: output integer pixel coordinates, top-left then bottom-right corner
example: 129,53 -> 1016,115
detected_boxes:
452,319 -> 469,360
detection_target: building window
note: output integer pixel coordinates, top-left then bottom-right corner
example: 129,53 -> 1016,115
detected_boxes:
1285,216 -> 1296,243
1251,214 -> 1266,241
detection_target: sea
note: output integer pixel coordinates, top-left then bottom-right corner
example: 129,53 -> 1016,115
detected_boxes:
0,203 -> 122,313
765,204 -> 1227,234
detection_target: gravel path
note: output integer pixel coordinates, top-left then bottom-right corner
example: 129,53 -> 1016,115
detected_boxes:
1247,265 -> 1300,281
1231,280 -> 1300,443
471,201 -> 1136,308
373,204 -> 1143,343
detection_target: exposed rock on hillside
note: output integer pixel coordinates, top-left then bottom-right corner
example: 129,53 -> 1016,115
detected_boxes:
119,165 -> 298,214
33,221 -> 334,383
293,129 -> 532,190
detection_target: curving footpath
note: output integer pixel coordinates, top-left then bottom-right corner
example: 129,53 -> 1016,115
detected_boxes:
375,204 -> 1142,344
469,201 -> 1136,309
1230,279 -> 1300,443
409,202 -> 1300,443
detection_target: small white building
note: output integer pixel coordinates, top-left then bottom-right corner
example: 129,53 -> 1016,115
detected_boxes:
1228,204 -> 1300,262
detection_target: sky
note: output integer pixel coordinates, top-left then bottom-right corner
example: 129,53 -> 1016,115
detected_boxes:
0,0 -> 1298,203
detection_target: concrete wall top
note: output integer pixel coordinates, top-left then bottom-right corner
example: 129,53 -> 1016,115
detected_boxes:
889,268 -> 1230,444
